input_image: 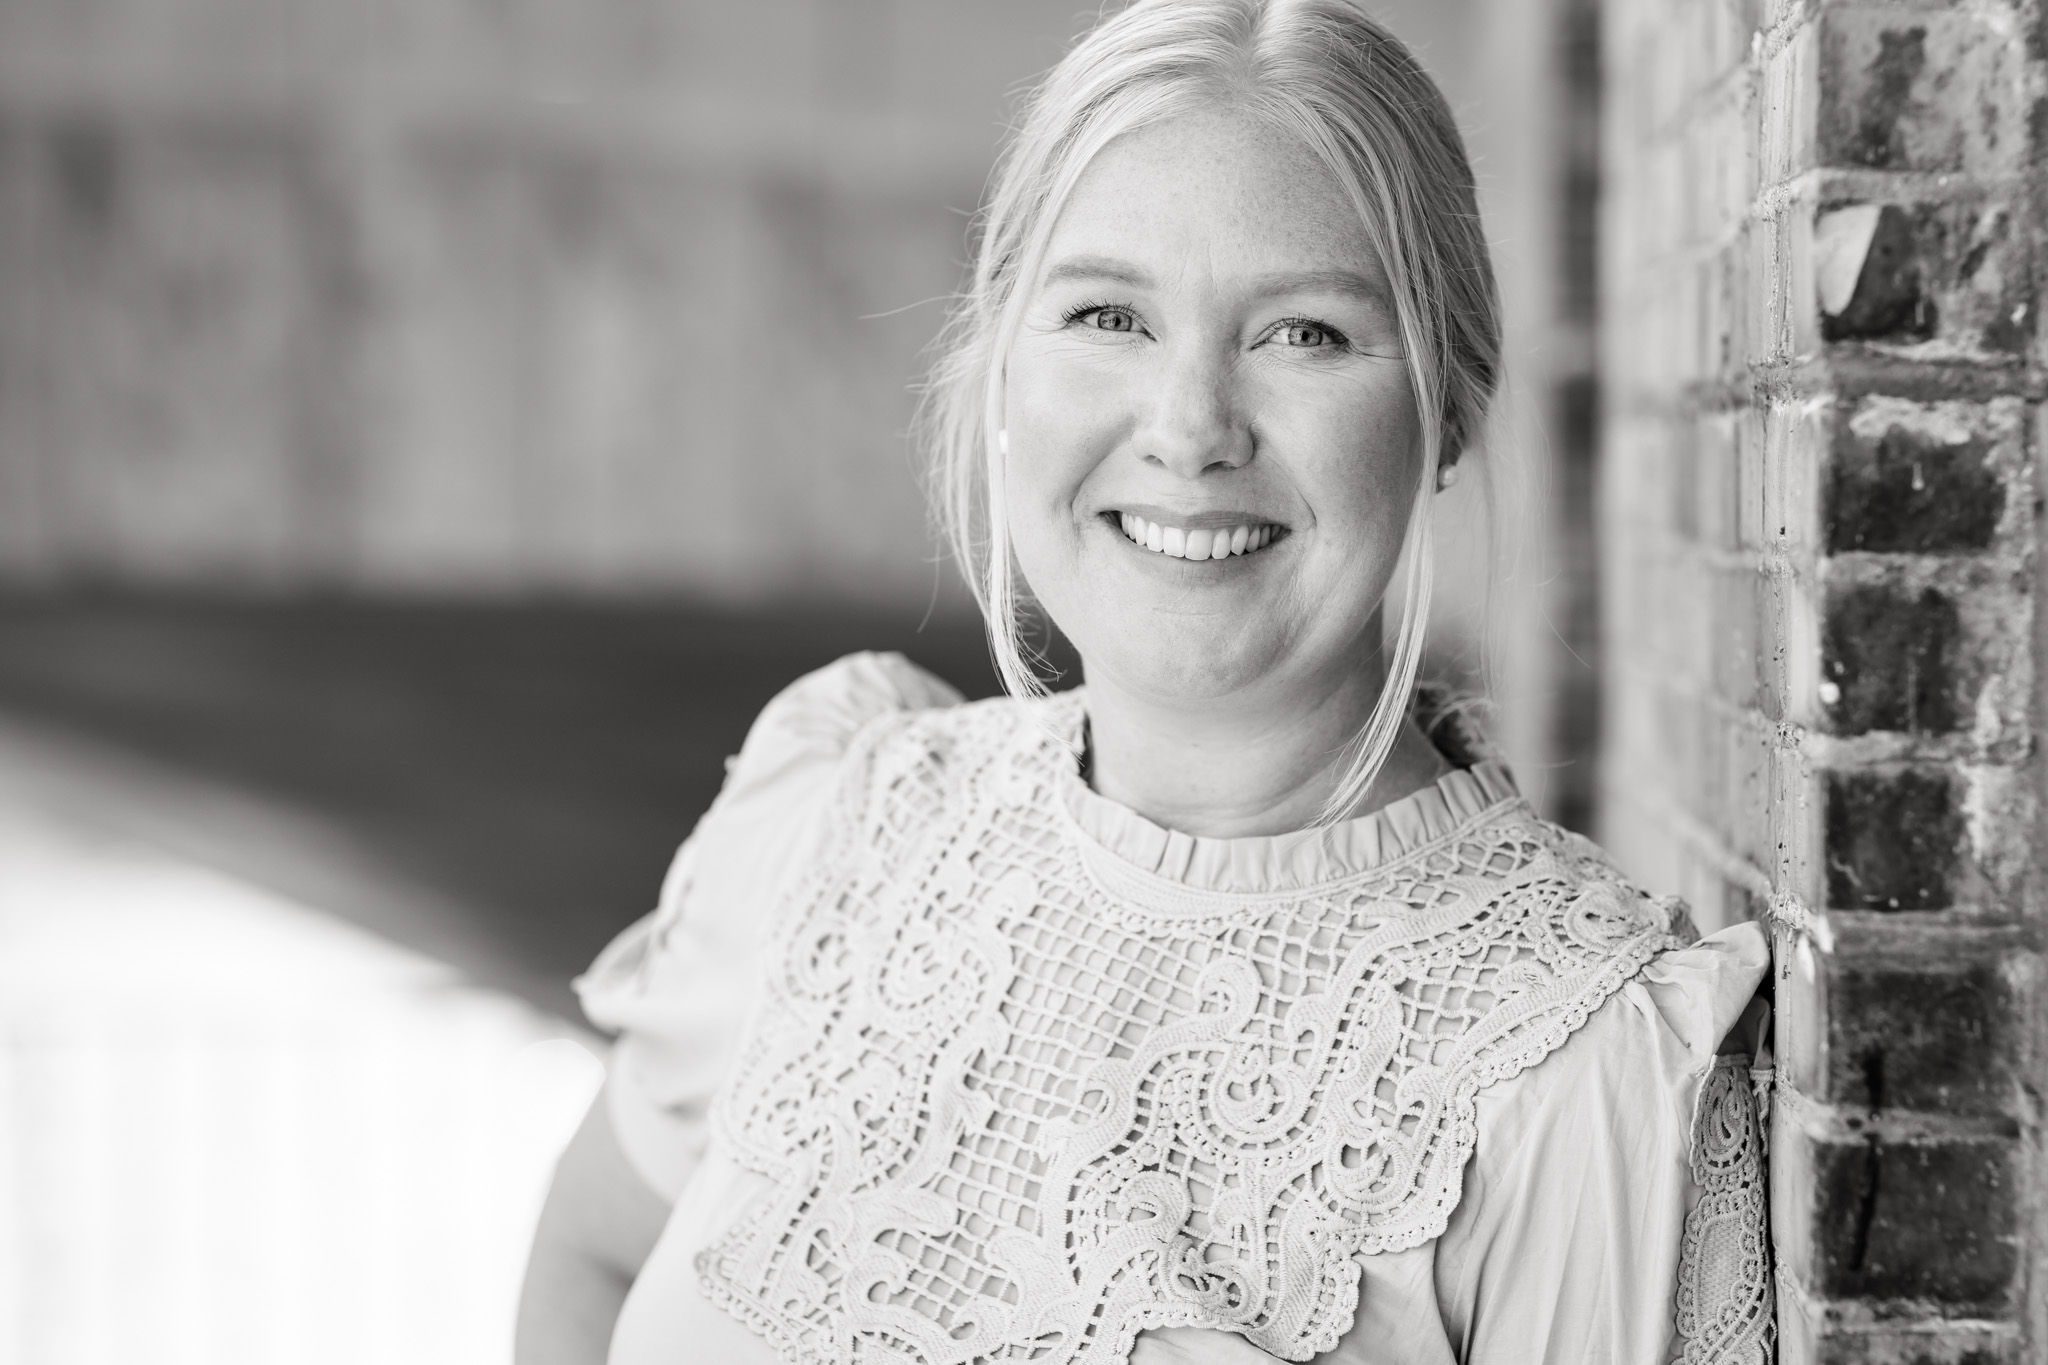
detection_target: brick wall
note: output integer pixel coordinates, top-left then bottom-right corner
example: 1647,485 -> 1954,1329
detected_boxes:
1601,0 -> 2046,1359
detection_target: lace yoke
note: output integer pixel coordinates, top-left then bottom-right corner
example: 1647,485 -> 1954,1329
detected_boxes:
695,694 -> 1687,1364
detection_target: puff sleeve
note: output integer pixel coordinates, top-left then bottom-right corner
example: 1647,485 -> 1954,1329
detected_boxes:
572,651 -> 964,1200
1428,921 -> 1774,1364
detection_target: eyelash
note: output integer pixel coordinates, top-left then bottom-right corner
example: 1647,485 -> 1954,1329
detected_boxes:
1060,298 -> 1131,327
1058,301 -> 1350,350
1270,316 -> 1351,349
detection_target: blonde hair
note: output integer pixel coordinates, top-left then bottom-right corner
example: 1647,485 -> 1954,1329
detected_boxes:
920,0 -> 1501,822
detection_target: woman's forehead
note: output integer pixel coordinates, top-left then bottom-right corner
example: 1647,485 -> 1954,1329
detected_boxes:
1040,106 -> 1385,292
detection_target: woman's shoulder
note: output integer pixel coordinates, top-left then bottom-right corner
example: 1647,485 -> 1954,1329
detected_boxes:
722,651 -> 969,797
791,665 -> 1072,807
574,652 -> 974,1040
1416,807 -> 1770,1120
1499,815 -> 1772,1051
686,653 -> 1068,880
1473,810 -> 1772,1130
608,651 -> 975,952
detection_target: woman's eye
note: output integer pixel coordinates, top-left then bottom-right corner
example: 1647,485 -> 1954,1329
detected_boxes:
1279,321 -> 1339,348
1073,306 -> 1137,333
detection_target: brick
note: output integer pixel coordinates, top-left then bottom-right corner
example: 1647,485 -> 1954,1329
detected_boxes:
1823,767 -> 1963,911
1826,1346 -> 2014,1365
1751,209 -> 1800,364
1693,411 -> 1741,549
1821,198 -> 2033,356
1729,710 -> 1773,866
1761,19 -> 1820,186
1819,204 -> 1931,343
1937,202 -> 2034,356
1712,567 -> 1762,707
1965,764 -> 2036,902
1826,957 -> 2022,1118
1822,21 -> 1930,170
1818,12 -> 2027,176
1778,1272 -> 2020,1362
1735,405 -> 1766,549
1822,582 -> 1959,735
1824,412 -> 2004,554
1808,1135 -> 2018,1304
1793,1318 -> 2020,1365
1758,563 -> 1796,722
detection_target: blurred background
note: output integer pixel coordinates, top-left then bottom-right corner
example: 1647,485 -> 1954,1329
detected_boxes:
0,1 -> 1597,1360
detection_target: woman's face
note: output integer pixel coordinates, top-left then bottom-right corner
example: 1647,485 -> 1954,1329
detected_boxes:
1004,107 -> 1421,709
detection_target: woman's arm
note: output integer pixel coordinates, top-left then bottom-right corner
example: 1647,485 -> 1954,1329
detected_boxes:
514,1083 -> 675,1365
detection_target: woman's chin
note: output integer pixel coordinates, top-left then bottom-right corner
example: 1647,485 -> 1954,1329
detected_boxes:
1079,632 -> 1278,705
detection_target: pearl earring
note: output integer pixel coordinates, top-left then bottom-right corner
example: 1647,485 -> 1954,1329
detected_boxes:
997,429 -> 1010,456
1437,462 -> 1459,491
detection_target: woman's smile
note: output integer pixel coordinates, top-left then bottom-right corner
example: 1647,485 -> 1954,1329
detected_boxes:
1104,508 -> 1289,561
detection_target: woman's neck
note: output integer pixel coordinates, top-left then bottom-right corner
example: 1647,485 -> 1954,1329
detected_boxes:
1079,666 -> 1453,840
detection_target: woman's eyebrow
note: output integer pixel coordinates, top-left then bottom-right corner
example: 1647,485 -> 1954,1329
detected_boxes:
1247,268 -> 1389,303
1040,257 -> 1388,305
1041,255 -> 1154,289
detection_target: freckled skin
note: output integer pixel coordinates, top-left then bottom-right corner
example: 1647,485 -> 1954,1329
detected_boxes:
1003,106 -> 1441,836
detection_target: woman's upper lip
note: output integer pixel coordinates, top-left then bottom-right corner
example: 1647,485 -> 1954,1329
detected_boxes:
1109,503 -> 1288,531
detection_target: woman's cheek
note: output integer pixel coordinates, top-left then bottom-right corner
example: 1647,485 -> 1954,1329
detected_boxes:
1008,370 -> 1121,521
1000,433 -> 1085,607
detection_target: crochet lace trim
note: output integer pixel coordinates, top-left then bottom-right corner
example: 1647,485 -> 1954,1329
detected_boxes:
696,696 -> 1683,1364
1672,1057 -> 1775,1364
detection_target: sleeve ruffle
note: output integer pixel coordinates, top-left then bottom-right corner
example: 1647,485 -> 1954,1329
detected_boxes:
573,651 -> 963,1198
1628,921 -> 1772,1065
1430,920 -> 1773,1363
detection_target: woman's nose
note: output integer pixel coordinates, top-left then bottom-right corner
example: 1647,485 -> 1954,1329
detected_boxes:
1133,342 -> 1252,477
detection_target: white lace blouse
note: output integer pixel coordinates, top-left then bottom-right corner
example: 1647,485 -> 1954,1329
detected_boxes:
578,653 -> 1774,1365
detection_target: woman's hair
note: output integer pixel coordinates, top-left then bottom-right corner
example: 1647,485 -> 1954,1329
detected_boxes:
920,0 -> 1501,822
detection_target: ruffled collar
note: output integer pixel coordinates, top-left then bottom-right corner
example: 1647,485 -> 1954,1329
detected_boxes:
1045,688 -> 1522,896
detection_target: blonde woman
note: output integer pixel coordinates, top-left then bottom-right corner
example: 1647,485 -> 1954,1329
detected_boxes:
517,2 -> 1774,1362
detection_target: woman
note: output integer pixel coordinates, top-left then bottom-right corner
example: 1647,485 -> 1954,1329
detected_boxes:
517,2 -> 1775,1362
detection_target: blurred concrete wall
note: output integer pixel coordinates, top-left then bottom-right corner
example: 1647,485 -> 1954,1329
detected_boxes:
0,0 -> 1091,602
0,0 -> 1480,609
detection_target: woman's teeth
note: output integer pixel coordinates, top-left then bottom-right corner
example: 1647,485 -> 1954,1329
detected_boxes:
1117,513 -> 1278,560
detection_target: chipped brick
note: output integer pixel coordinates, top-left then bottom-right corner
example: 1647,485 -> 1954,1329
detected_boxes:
1821,204 -> 1932,342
